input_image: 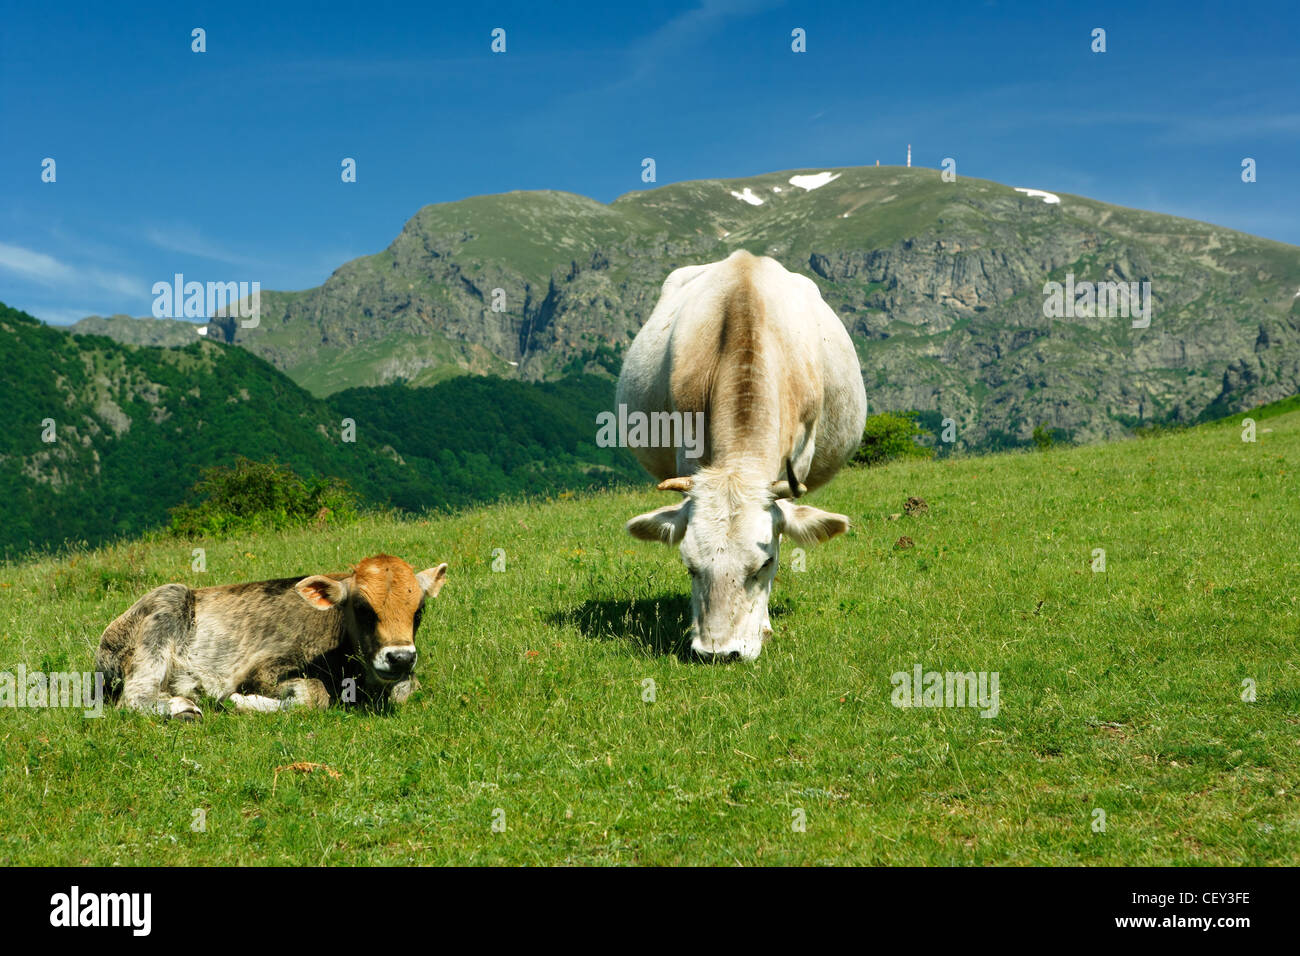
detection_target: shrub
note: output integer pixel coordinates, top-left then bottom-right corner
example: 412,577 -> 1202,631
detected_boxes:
167,457 -> 360,538
1134,421 -> 1188,440
1032,423 -> 1073,451
851,413 -> 935,467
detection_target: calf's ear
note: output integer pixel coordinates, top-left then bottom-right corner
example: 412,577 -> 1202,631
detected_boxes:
417,563 -> 449,599
774,500 -> 850,545
295,575 -> 349,610
626,501 -> 689,544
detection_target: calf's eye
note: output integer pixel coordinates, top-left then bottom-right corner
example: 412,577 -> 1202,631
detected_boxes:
353,602 -> 377,630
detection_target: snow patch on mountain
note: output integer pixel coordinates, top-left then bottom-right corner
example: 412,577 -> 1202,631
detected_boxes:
789,172 -> 841,191
1014,187 -> 1061,205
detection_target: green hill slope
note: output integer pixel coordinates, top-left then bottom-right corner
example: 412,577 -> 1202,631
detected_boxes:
324,374 -> 641,512
0,302 -> 377,554
0,402 -> 1295,864
70,165 -> 1295,447
0,303 -> 639,556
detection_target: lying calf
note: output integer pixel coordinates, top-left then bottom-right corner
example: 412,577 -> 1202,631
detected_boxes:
95,554 -> 447,719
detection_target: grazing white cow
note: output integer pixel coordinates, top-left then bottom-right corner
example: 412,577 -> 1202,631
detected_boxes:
617,250 -> 867,659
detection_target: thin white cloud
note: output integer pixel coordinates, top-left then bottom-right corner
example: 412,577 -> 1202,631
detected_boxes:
143,225 -> 261,268
0,243 -> 66,282
1156,112 -> 1300,144
547,0 -> 785,109
0,241 -> 139,297
624,0 -> 783,85
1021,109 -> 1300,144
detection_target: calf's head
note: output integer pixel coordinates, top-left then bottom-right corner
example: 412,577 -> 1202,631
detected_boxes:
294,554 -> 448,682
626,471 -> 849,660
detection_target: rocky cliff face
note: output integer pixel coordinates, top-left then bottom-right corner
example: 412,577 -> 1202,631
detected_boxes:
70,314 -> 206,347
82,167 -> 1300,448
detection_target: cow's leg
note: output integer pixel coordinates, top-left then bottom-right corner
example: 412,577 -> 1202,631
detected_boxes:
788,422 -> 818,492
116,584 -> 196,718
165,696 -> 203,720
227,678 -> 330,713
276,678 -> 330,709
119,653 -> 169,713
227,693 -> 284,713
386,676 -> 420,706
762,578 -> 774,643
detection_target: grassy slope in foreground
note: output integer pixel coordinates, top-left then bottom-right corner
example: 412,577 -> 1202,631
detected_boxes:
1,411 -> 1297,865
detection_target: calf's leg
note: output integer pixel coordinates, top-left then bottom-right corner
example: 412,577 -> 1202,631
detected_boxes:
227,693 -> 283,713
165,696 -> 203,720
228,678 -> 330,713
386,676 -> 420,706
277,678 -> 331,709
101,584 -> 198,718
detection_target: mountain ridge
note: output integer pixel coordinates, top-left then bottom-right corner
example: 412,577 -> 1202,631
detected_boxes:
66,165 -> 1300,446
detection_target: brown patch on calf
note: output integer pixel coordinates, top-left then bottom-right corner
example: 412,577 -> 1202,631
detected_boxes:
352,554 -> 424,645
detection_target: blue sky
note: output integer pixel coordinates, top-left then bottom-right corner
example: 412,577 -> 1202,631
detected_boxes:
2,0 -> 1297,324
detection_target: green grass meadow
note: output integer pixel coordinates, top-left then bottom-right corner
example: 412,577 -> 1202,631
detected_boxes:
1,410 -> 1297,865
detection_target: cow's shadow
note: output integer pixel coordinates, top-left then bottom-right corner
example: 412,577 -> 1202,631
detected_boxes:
548,593 -> 694,660
549,593 -> 791,661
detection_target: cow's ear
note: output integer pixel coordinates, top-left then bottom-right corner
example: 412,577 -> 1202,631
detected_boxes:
774,500 -> 850,545
295,575 -> 349,610
626,501 -> 689,544
417,563 -> 448,599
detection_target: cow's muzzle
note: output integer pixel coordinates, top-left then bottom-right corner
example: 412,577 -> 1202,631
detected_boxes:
690,636 -> 762,662
372,646 -> 417,681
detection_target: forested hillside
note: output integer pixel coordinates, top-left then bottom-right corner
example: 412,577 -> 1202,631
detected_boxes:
0,303 -> 638,556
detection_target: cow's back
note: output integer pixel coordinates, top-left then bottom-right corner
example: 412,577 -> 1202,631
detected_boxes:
186,576 -> 348,696
617,251 -> 865,489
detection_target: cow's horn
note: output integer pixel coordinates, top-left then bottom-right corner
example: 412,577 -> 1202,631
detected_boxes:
770,479 -> 808,499
657,477 -> 694,492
